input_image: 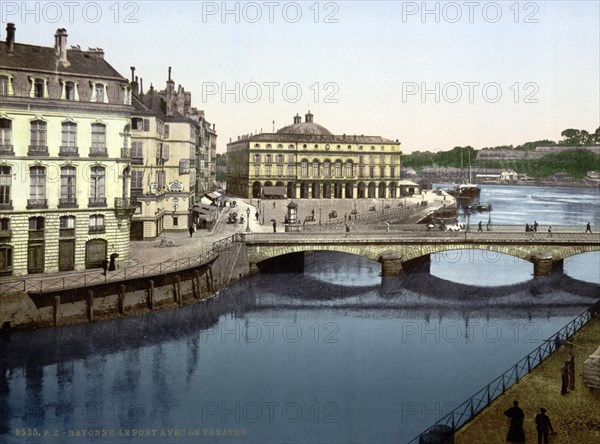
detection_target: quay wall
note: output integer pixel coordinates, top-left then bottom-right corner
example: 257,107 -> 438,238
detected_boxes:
0,244 -> 255,332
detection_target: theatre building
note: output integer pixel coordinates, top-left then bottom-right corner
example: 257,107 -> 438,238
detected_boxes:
226,112 -> 402,200
0,25 -> 135,276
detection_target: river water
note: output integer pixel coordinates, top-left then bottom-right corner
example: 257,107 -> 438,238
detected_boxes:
1,185 -> 599,444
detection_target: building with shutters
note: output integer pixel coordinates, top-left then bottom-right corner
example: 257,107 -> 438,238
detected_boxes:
129,68 -> 213,239
226,112 -> 402,200
0,24 -> 135,276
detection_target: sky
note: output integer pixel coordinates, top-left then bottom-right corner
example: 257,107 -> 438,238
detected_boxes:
2,1 -> 599,153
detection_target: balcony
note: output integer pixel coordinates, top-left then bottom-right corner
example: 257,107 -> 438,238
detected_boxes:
88,197 -> 107,207
0,229 -> 12,238
115,197 -> 137,208
59,145 -> 79,157
0,144 -> 14,155
90,146 -> 108,157
131,157 -> 144,165
27,145 -> 49,156
58,197 -> 78,208
88,226 -> 106,234
28,230 -> 45,240
27,198 -> 48,209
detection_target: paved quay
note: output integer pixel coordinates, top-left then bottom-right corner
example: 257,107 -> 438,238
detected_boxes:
455,315 -> 600,444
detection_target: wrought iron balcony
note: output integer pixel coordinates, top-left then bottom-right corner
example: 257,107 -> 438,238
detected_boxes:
27,198 -> 48,209
59,145 -> 79,156
114,197 -> 137,208
89,146 -> 108,157
0,144 -> 14,155
27,145 -> 49,156
58,197 -> 78,208
88,197 -> 107,207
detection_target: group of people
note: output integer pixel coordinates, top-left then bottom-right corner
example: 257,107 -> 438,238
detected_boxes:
505,400 -> 556,444
560,350 -> 576,395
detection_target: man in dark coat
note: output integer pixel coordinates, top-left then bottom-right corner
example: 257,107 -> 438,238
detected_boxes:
101,258 -> 108,276
535,408 -> 555,444
568,351 -> 575,390
272,220 -> 277,233
504,400 -> 525,443
560,360 -> 569,395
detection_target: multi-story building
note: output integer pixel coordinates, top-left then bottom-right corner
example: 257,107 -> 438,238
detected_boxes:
226,112 -> 402,199
129,68 -> 207,239
191,109 -> 217,197
0,24 -> 135,276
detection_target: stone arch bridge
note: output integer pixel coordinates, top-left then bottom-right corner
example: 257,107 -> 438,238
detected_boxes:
242,228 -> 600,277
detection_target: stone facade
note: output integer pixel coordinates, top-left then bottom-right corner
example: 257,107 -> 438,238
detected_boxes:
0,24 -> 134,276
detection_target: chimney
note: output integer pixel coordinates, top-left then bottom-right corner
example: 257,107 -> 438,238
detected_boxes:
54,28 -> 69,65
293,114 -> 301,124
139,78 -> 144,100
130,68 -> 139,97
6,23 -> 15,55
166,66 -> 175,116
305,111 -> 313,123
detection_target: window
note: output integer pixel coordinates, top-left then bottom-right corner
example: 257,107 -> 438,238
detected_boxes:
30,120 -> 47,147
265,165 -> 272,177
266,144 -> 272,149
164,124 -> 170,138
29,216 -> 45,231
179,159 -> 190,174
335,161 -> 342,177
288,144 -> 294,150
0,217 -> 9,231
89,214 -> 105,233
276,154 -> 284,164
312,160 -> 320,178
0,119 -> 12,147
301,160 -> 308,178
380,166 -> 385,178
380,155 -> 385,164
132,117 -> 149,131
390,156 -> 396,165
0,166 -> 11,207
34,79 -> 45,98
323,161 -> 331,178
288,154 -> 294,163
61,122 -> 77,155
0,245 -> 12,275
156,170 -> 166,190
265,154 -> 272,164
91,124 -> 107,156
369,166 -> 375,179
287,165 -> 295,176
59,166 -> 77,207
131,170 -> 143,195
157,144 -> 169,164
369,155 -> 375,165
359,155 -> 364,165
346,161 -> 353,177
277,144 -> 283,149
89,166 -> 106,206
254,153 -> 261,164
131,141 -> 143,164
359,165 -> 364,178
173,216 -> 178,227
390,167 -> 396,179
65,81 -> 76,100
0,75 -> 9,96
94,83 -> 105,102
254,165 -> 261,176
277,165 -> 283,176
28,166 -> 46,208
59,216 -> 75,237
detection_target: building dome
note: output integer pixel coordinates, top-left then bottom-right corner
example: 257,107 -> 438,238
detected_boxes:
276,112 -> 332,136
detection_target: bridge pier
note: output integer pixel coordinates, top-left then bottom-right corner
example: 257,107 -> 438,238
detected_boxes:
378,253 -> 404,277
532,253 -> 557,276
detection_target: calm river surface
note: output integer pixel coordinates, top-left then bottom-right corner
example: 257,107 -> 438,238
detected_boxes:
1,185 -> 599,444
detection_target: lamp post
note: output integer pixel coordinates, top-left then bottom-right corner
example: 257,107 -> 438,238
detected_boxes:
246,207 -> 251,232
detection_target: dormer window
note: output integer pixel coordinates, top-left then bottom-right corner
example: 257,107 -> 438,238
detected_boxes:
95,84 -> 105,102
34,79 -> 44,98
90,82 -> 108,103
65,82 -> 75,100
132,117 -> 149,131
0,74 -> 13,96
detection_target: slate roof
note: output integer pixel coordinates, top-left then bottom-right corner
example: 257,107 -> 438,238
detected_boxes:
0,41 -> 126,80
230,133 -> 396,144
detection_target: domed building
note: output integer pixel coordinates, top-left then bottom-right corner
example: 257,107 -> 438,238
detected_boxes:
226,112 -> 402,200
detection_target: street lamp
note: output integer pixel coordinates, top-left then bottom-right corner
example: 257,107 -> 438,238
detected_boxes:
246,207 -> 251,232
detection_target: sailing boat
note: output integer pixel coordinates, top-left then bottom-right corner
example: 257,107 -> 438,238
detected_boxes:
448,148 -> 481,201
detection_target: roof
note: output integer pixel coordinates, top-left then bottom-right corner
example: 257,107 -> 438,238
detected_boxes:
277,122 -> 333,136
230,132 -> 396,144
0,42 -> 126,80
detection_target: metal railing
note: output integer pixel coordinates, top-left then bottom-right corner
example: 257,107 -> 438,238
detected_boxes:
405,309 -> 594,444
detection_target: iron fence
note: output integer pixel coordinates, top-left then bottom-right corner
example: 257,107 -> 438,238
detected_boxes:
405,309 -> 594,444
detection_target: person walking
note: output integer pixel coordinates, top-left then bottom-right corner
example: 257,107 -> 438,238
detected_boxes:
386,221 -> 390,232
189,225 -> 194,237
568,351 -> 575,391
547,226 -> 552,238
101,258 -> 109,276
478,221 -> 482,232
535,408 -> 555,444
534,221 -> 539,232
585,222 -> 592,233
560,360 -> 569,395
272,220 -> 277,233
255,211 -> 259,221
345,224 -> 350,237
525,223 -> 530,232
504,400 -> 526,443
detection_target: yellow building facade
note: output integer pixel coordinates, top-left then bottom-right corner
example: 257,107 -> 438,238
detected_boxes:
227,112 -> 402,199
0,25 -> 135,276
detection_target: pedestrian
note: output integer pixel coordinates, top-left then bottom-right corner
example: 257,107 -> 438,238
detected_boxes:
272,201 -> 276,208
189,225 -> 194,237
108,255 -> 116,271
345,224 -> 350,237
534,221 -> 538,232
560,360 -> 569,395
255,211 -> 259,221
272,220 -> 277,233
535,408 -> 555,444
504,400 -> 526,443
525,223 -> 530,232
101,258 -> 108,276
386,221 -> 390,232
478,221 -> 482,232
585,222 -> 592,233
568,350 -> 575,391
553,335 -> 561,351
547,226 -> 552,238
